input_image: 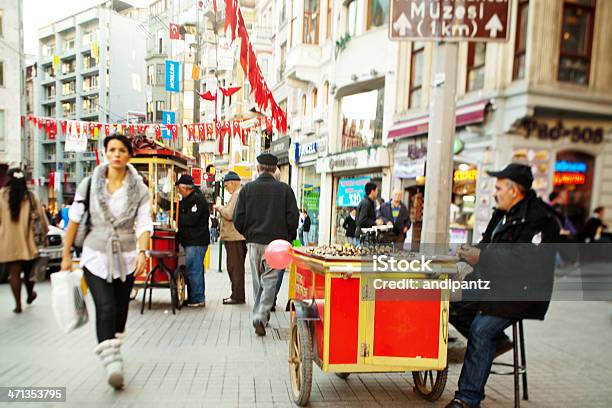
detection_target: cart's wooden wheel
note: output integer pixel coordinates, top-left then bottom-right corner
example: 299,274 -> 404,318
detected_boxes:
173,266 -> 186,310
335,373 -> 350,379
289,318 -> 313,406
412,368 -> 448,402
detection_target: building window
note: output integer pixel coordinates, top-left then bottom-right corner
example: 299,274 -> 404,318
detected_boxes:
346,0 -> 362,36
326,0 -> 332,39
82,96 -> 99,114
62,60 -> 75,75
63,36 -> 75,52
312,88 -> 318,110
558,0 -> 596,85
146,101 -> 153,122
340,88 -> 384,151
513,0 -> 529,80
62,81 -> 76,96
408,42 -> 425,108
367,0 -> 388,30
159,37 -> 163,54
324,81 -> 329,106
466,43 -> 486,92
280,0 -> 287,24
45,84 -> 56,98
155,100 -> 165,121
156,64 -> 165,85
147,65 -> 155,85
0,110 -> 5,151
44,105 -> 56,117
280,42 -> 287,79
83,75 -> 98,91
83,54 -> 98,70
303,0 -> 319,45
0,61 -> 3,86
62,102 -> 75,117
42,43 -> 55,57
0,10 -> 3,38
302,94 -> 307,116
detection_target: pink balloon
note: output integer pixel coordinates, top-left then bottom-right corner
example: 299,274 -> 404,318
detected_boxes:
264,240 -> 293,269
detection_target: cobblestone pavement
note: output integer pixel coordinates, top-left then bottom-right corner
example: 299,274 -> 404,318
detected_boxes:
1,247 -> 611,407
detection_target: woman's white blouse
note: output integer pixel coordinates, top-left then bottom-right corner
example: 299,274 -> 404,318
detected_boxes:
68,180 -> 153,280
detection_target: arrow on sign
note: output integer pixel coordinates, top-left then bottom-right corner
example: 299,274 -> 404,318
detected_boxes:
485,14 -> 503,38
393,13 -> 412,36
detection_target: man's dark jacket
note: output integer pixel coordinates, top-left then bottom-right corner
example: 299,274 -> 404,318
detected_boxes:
379,201 -> 411,237
356,196 -> 376,237
343,215 -> 357,238
474,190 -> 560,320
177,188 -> 210,247
233,173 -> 299,245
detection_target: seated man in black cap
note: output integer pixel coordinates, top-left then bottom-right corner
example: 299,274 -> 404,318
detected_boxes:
233,153 -> 299,336
446,163 -> 559,408
214,171 -> 247,305
175,174 -> 210,307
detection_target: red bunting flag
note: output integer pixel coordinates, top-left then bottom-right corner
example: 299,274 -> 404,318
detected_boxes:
49,121 -> 57,140
197,123 -> 205,138
129,124 -> 135,136
60,120 -> 67,134
198,90 -> 216,101
232,121 -> 241,140
164,124 -> 178,139
105,125 -> 111,136
154,124 -> 161,140
219,86 -> 241,97
206,122 -> 214,140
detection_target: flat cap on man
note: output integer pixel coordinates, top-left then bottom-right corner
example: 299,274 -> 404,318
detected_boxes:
175,174 -> 195,186
256,153 -> 278,166
223,171 -> 241,182
487,163 -> 533,190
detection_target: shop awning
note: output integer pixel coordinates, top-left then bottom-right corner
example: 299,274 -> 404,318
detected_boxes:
388,99 -> 491,140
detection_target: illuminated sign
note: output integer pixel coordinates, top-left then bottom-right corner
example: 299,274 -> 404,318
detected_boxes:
554,172 -> 586,186
453,169 -> 478,182
554,161 -> 587,173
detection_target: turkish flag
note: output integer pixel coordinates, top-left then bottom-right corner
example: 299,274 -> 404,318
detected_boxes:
105,125 -> 111,136
187,124 -> 195,140
169,23 -> 180,40
37,118 -> 43,129
45,120 -> 52,136
206,122 -> 214,140
129,124 -> 135,136
232,121 -> 241,139
89,122 -> 96,135
60,120 -> 67,134
49,121 -> 57,140
154,124 -> 161,140
197,123 -> 205,138
164,124 -> 178,139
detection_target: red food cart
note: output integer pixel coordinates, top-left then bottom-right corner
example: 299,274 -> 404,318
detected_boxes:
287,247 -> 458,406
130,137 -> 193,312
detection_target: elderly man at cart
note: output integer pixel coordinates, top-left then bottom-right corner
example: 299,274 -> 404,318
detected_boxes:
446,163 -> 559,408
233,153 -> 299,337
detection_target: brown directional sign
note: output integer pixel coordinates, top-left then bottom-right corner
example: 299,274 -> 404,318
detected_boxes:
390,0 -> 511,42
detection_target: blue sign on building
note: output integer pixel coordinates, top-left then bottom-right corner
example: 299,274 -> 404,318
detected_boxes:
165,60 -> 180,92
336,176 -> 370,207
162,111 -> 175,140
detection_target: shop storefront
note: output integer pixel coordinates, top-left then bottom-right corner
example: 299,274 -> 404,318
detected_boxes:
268,135 -> 291,184
316,146 -> 390,244
291,138 -> 326,245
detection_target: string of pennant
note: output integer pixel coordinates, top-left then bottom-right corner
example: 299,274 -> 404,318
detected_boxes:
22,114 -> 276,155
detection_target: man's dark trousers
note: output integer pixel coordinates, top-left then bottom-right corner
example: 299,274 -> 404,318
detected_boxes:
224,241 -> 247,302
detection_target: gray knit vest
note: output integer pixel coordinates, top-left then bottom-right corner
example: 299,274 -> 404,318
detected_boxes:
76,163 -> 149,277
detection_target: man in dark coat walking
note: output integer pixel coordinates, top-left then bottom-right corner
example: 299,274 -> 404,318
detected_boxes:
234,153 -> 299,336
355,182 -> 379,240
445,163 -> 559,408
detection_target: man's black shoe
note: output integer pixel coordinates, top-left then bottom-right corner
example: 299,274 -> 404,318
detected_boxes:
495,338 -> 514,358
222,297 -> 245,305
253,320 -> 266,336
445,398 -> 479,408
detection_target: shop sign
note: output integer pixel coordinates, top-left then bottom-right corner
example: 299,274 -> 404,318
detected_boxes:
554,172 -> 585,186
316,147 -> 389,173
329,155 -> 358,171
555,160 -> 586,173
337,176 -> 370,207
516,118 -> 604,144
191,168 -> 202,185
293,140 -> 320,164
393,157 -> 425,179
268,136 -> 291,164
453,169 -> 477,182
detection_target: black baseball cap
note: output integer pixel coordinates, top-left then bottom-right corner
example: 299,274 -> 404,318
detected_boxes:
487,163 -> 533,189
175,174 -> 195,186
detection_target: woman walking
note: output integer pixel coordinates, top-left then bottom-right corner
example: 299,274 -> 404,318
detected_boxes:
61,134 -> 152,389
0,168 -> 49,313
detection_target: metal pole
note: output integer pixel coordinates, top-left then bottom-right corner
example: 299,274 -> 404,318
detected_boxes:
420,42 -> 459,247
218,180 -> 224,272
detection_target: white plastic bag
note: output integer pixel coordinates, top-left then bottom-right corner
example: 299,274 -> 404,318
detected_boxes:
51,269 -> 89,333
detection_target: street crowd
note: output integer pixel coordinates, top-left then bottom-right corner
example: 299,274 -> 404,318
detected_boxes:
1,134 -> 608,408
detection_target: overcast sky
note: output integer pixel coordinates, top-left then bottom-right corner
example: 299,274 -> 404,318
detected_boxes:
23,0 -> 151,56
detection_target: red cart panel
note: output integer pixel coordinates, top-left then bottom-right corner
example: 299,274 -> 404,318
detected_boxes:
328,277 -> 360,365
